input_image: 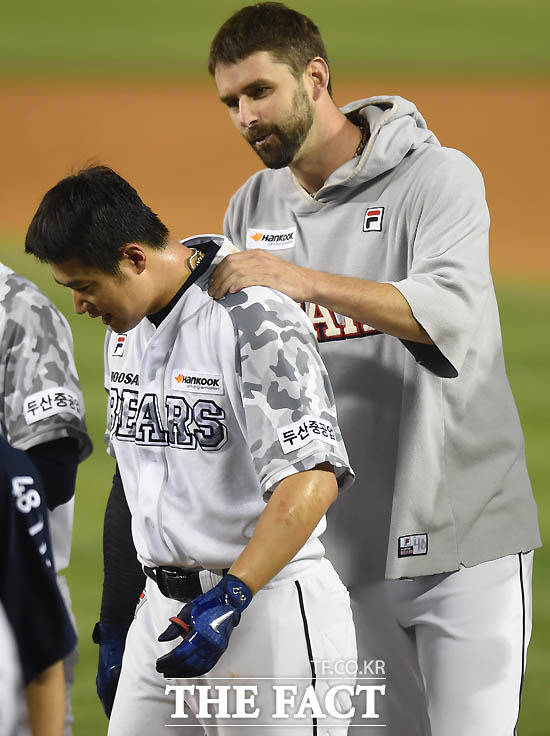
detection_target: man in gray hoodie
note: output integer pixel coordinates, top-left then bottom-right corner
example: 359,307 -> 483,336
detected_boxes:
207,3 -> 541,735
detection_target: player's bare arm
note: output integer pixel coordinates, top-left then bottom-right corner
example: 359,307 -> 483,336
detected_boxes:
156,461 -> 341,679
229,461 -> 337,593
209,249 -> 433,344
26,661 -> 65,736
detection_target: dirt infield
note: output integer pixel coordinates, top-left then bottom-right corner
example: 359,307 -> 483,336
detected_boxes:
1,79 -> 548,276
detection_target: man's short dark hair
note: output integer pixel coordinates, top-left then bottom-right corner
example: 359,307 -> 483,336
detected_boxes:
25,165 -> 169,275
208,2 -> 332,96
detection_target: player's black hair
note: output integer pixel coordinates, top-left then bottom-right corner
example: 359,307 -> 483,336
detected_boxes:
208,2 -> 332,97
25,165 -> 169,275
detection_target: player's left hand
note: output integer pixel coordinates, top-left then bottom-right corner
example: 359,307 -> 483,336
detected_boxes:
156,574 -> 253,678
208,249 -> 311,303
92,621 -> 132,717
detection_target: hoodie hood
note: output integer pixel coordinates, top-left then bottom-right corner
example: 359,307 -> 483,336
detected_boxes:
321,96 -> 440,191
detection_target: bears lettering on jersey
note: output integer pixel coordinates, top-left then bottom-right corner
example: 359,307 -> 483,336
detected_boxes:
301,302 -> 380,342
109,388 -> 227,451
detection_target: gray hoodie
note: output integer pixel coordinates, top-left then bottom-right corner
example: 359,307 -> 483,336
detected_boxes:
224,95 -> 540,580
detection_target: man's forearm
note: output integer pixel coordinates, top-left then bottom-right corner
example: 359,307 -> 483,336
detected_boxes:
308,270 -> 433,344
229,462 -> 337,593
25,661 -> 65,736
209,250 -> 432,344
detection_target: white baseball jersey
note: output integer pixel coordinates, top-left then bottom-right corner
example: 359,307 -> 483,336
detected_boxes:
104,235 -> 353,572
0,263 -> 92,571
224,95 -> 541,581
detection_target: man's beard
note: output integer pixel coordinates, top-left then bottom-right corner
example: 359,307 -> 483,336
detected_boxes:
245,84 -> 314,169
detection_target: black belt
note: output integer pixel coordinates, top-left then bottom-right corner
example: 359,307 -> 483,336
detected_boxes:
144,565 -> 228,602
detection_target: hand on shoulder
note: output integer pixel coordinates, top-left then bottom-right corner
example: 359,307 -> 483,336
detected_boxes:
208,249 -> 310,303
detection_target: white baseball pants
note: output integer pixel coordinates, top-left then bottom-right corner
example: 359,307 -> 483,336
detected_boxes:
108,557 -> 357,736
387,551 -> 534,736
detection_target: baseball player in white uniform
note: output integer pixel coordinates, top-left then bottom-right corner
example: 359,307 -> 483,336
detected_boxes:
207,4 -> 542,735
25,165 -> 358,735
0,261 -> 92,735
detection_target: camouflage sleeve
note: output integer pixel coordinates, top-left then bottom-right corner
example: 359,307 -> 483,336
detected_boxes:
223,287 -> 354,498
0,270 -> 92,461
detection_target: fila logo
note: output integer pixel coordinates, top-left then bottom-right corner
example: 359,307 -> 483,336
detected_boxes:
171,370 -> 224,395
363,206 -> 385,232
246,226 -> 296,250
112,334 -> 127,357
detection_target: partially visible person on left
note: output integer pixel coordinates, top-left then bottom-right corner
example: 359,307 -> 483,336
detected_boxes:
0,434 -> 78,736
0,260 -> 92,735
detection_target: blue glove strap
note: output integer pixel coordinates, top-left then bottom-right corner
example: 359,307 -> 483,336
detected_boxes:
221,574 -> 253,613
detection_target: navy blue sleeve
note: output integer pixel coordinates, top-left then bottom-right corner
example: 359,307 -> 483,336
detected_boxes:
0,437 -> 77,684
26,436 -> 80,510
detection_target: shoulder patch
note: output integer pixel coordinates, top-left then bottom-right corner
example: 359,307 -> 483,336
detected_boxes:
277,415 -> 337,455
24,387 -> 82,425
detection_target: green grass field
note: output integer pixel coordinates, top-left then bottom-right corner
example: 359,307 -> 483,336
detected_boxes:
1,0 -> 549,79
1,244 -> 549,735
496,282 -> 550,735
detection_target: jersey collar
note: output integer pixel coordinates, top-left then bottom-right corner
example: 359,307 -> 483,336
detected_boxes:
146,239 -> 219,327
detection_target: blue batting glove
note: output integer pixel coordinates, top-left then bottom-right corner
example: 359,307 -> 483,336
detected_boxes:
156,574 -> 252,678
92,621 -> 131,717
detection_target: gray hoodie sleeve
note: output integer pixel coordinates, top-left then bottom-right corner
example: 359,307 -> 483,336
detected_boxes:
389,150 -> 491,376
223,200 -> 235,243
